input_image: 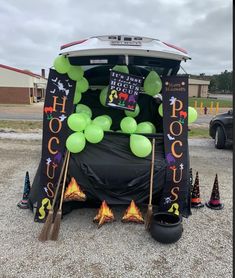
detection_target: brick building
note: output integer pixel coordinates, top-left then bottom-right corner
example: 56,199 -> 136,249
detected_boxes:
189,78 -> 210,98
0,64 -> 47,104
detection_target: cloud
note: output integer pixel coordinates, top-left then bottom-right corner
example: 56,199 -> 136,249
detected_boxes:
0,0 -> 232,75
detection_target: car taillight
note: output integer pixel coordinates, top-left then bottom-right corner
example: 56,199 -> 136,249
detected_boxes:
60,39 -> 88,50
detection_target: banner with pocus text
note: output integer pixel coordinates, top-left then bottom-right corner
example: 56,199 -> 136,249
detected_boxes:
159,75 -> 189,216
34,69 -> 75,222
106,70 -> 142,111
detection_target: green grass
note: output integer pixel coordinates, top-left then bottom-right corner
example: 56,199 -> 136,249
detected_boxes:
188,127 -> 210,138
189,97 -> 232,108
0,120 -> 42,130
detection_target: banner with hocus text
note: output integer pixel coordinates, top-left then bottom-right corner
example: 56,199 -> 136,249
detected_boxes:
159,76 -> 189,216
34,69 -> 76,222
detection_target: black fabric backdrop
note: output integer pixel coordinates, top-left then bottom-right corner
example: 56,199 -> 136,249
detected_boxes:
29,89 -> 190,216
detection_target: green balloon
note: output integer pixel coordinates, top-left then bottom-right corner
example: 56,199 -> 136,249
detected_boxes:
144,71 -> 162,96
66,132 -> 86,153
130,134 -> 152,158
136,122 -> 153,134
79,112 -> 91,126
93,115 -> 111,131
67,113 -> 87,132
120,117 -> 137,133
53,56 -> 70,74
84,124 -> 104,143
145,121 -> 156,133
188,107 -> 198,123
102,115 -> 112,126
158,104 -> 163,117
124,104 -> 140,118
112,65 -> 129,74
73,90 -> 82,104
99,86 -> 108,106
67,66 -> 84,81
75,104 -> 92,118
76,77 -> 89,93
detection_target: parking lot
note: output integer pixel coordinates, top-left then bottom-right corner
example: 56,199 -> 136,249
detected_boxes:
0,135 -> 232,277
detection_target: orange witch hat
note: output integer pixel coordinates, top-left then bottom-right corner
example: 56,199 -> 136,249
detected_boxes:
122,200 -> 144,224
205,174 -> 224,210
93,200 -> 115,228
191,171 -> 204,208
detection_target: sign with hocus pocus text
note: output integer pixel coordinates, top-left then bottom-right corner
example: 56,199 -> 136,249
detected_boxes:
106,70 -> 142,111
34,69 -> 75,222
159,76 -> 189,216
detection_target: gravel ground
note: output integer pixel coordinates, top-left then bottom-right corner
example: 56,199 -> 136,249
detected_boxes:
0,135 -> 232,278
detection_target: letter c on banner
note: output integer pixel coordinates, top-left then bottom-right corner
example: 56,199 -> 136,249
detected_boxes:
171,140 -> 183,158
48,137 -> 60,155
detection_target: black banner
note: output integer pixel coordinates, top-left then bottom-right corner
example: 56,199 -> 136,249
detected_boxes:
106,70 -> 142,111
159,76 -> 189,216
34,69 -> 76,222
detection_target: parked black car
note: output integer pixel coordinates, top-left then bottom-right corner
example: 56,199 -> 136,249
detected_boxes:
209,109 -> 233,149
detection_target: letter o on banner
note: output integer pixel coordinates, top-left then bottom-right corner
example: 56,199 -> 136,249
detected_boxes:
49,118 -> 62,134
170,121 -> 183,137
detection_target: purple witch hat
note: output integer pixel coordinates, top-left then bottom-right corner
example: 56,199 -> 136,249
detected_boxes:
17,171 -> 31,209
205,174 -> 224,210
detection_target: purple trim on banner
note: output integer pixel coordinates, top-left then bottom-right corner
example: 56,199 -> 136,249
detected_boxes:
159,76 -> 189,216
34,69 -> 76,222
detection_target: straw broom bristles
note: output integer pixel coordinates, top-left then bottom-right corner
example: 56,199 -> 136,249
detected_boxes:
145,138 -> 155,230
50,151 -> 70,241
38,151 -> 69,242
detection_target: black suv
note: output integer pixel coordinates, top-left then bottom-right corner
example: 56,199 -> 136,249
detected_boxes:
209,109 -> 233,149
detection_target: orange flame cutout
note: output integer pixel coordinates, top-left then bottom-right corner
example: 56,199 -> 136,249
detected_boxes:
93,200 -> 115,228
122,200 -> 144,224
63,177 -> 86,202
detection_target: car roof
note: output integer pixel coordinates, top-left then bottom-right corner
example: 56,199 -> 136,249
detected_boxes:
59,35 -> 191,62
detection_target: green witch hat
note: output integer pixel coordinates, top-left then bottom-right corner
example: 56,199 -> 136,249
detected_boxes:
17,171 -> 31,209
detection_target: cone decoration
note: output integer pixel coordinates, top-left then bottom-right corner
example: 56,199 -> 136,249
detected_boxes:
63,177 -> 86,202
189,168 -> 193,192
17,171 -> 31,209
206,174 -> 224,210
191,171 -> 204,208
93,200 -> 115,228
122,200 -> 144,224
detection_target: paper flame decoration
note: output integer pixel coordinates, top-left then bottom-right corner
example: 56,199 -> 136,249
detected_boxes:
93,200 -> 115,228
63,177 -> 86,202
122,200 -> 144,224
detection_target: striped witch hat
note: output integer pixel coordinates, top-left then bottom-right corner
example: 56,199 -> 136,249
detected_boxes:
191,171 -> 204,208
205,174 -> 224,210
17,171 -> 31,209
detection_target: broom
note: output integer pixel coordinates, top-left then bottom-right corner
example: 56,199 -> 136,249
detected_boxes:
145,138 -> 156,230
38,151 -> 69,242
50,151 -> 71,241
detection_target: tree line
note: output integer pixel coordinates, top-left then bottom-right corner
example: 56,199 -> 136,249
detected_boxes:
190,70 -> 233,94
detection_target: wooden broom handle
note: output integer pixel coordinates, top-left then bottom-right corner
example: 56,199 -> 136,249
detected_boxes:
149,138 -> 156,206
58,151 -> 71,210
51,150 -> 69,209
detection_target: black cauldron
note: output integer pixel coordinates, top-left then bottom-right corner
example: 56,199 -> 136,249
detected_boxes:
149,212 -> 183,244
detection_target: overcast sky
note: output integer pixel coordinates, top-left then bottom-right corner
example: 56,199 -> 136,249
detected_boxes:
0,0 -> 232,76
